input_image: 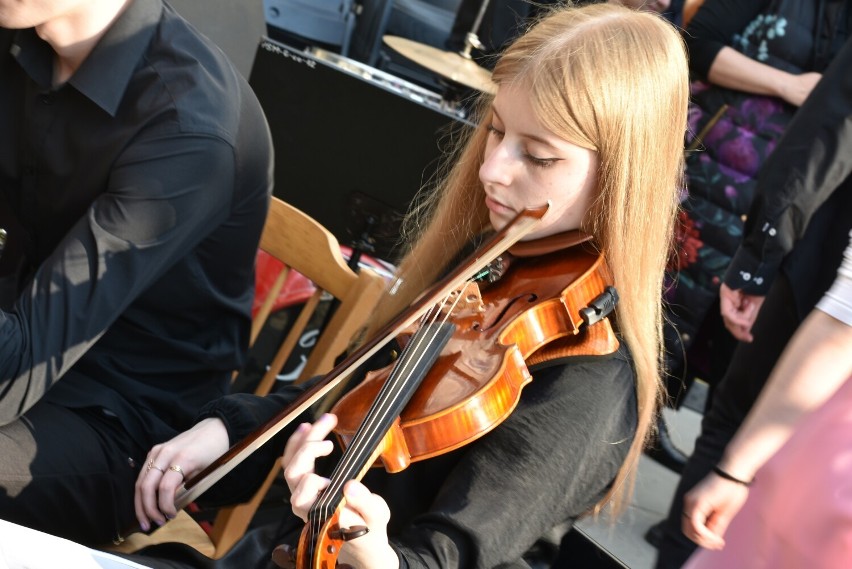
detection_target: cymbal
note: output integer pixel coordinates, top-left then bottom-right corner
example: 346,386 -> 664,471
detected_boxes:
383,35 -> 497,95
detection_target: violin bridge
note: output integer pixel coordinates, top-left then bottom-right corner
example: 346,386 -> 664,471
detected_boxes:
448,281 -> 486,314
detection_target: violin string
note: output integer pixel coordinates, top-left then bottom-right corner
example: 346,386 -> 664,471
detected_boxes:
337,286 -> 464,467
310,283 -> 470,528
338,287 -> 462,471
312,212 -> 547,523
309,299 -> 446,528
308,299 -> 446,545
302,211 -> 551,558
313,296 -> 450,519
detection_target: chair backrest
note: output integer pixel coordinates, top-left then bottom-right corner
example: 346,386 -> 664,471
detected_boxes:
207,196 -> 387,556
247,195 -> 388,395
106,196 -> 387,558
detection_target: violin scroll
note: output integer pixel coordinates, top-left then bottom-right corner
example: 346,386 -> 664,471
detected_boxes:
292,510 -> 346,569
272,544 -> 296,569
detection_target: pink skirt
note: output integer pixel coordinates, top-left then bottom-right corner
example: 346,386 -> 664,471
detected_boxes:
685,376 -> 852,569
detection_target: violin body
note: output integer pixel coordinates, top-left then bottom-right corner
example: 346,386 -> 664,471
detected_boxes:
279,227 -> 620,569
331,245 -> 615,473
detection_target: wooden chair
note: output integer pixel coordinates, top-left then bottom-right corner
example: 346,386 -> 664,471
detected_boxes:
108,196 -> 387,558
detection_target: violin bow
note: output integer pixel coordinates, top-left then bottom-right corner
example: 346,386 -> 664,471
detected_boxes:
173,203 -> 550,510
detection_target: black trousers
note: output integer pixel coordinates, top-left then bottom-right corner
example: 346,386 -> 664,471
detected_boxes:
0,400 -> 146,545
653,274 -> 801,569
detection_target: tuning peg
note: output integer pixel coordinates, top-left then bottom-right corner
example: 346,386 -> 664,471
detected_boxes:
271,544 -> 296,569
329,525 -> 369,541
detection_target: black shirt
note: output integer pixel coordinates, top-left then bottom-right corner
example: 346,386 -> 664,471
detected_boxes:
195,344 -> 637,569
724,38 -> 852,310
684,0 -> 850,79
0,0 -> 273,446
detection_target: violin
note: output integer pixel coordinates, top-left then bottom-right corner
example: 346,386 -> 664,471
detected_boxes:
155,205 -> 618,569
172,205 -> 549,510
286,231 -> 620,569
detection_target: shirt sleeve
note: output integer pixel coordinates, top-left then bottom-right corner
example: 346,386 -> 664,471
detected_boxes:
0,132 -> 237,420
723,39 -> 852,294
683,0 -> 767,79
192,385 -> 311,506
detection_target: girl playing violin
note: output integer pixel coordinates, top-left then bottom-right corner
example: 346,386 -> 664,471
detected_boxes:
133,4 -> 688,568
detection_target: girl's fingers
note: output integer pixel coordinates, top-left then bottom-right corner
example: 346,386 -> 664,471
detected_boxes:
283,439 -> 335,491
341,480 -> 390,528
282,422 -> 312,466
290,474 -> 331,521
282,414 -> 338,492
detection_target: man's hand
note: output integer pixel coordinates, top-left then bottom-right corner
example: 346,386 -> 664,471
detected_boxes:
719,284 -> 765,342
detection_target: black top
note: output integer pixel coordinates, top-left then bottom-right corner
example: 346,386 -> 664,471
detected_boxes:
724,38 -> 852,307
191,343 -> 637,569
685,0 -> 771,77
0,0 -> 273,446
684,0 -> 850,78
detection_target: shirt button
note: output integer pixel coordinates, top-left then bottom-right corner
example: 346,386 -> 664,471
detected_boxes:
39,94 -> 53,105
768,228 -> 777,237
741,272 -> 752,281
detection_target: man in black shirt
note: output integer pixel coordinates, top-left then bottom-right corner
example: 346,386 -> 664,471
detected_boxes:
0,0 -> 273,545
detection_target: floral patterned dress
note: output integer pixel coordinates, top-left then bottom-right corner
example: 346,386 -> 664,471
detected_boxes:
664,0 -> 851,382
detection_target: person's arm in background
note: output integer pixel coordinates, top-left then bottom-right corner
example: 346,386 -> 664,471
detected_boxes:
721,38 -> 852,341
685,0 -> 820,106
683,231 -> 852,549
704,48 -> 820,106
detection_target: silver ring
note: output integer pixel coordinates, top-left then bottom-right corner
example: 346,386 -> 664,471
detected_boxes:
147,460 -> 165,474
169,464 -> 185,478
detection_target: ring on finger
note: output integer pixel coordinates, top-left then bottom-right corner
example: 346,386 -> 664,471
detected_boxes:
169,464 -> 185,479
147,460 -> 166,474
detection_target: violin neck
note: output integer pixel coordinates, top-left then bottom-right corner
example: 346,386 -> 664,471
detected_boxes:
309,321 -> 455,521
175,206 -> 548,512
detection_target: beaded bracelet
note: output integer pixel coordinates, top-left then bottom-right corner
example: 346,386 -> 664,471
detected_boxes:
712,465 -> 753,487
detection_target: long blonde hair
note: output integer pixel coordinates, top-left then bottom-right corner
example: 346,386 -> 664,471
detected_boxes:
373,3 -> 688,515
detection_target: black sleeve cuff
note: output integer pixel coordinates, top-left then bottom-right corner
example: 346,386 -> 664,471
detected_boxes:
196,391 -> 287,445
723,245 -> 780,295
192,386 -> 311,506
